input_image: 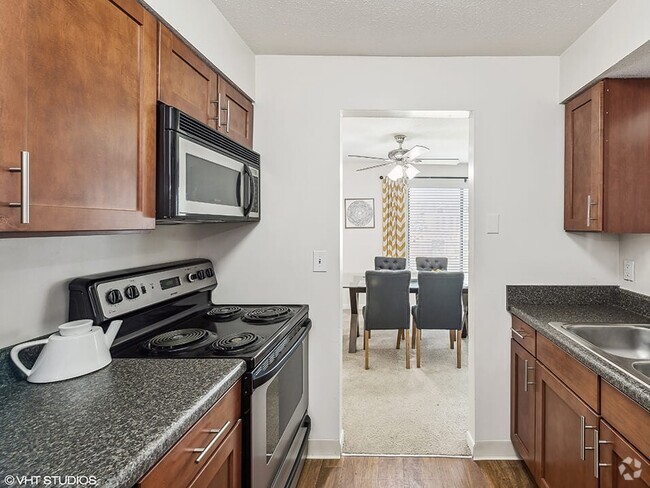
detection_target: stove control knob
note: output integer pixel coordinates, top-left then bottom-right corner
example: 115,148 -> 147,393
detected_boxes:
187,273 -> 198,283
106,289 -> 123,305
197,270 -> 206,280
124,285 -> 140,300
205,268 -> 214,278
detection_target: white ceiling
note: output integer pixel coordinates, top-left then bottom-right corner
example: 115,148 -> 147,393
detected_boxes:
211,0 -> 616,56
341,115 -> 470,165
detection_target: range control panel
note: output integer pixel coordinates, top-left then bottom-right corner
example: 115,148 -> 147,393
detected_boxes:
94,262 -> 217,319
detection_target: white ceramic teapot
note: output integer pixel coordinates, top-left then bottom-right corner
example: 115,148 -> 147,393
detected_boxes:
10,319 -> 122,383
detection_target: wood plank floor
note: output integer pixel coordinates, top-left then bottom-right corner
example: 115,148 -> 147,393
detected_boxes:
297,456 -> 536,488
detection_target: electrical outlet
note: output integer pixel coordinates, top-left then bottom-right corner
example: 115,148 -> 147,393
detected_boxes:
313,250 -> 328,272
623,260 -> 635,282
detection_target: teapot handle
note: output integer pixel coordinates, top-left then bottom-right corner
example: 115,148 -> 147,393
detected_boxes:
10,339 -> 48,377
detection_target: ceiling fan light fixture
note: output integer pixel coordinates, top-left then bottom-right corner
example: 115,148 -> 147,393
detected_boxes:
387,165 -> 404,181
405,164 -> 420,179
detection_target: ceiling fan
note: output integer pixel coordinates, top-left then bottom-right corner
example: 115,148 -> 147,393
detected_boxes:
349,134 -> 460,181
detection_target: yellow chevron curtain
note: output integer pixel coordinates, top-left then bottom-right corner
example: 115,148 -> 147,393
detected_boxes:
382,179 -> 407,257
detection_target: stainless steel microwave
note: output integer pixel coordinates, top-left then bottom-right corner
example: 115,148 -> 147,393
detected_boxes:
156,102 -> 260,223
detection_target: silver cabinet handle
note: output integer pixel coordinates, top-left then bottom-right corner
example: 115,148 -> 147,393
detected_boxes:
580,415 -> 597,461
226,99 -> 231,133
511,328 -> 526,340
524,359 -> 535,392
209,95 -> 221,127
192,420 -> 231,464
587,195 -> 598,227
595,429 -> 613,478
8,151 -> 30,224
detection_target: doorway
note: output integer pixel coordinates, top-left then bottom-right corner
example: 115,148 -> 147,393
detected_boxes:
340,110 -> 473,456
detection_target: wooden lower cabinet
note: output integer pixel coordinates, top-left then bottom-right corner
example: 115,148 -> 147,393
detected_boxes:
511,339 -> 536,475
535,362 -> 599,488
598,421 -> 650,488
189,420 -> 242,488
138,381 -> 242,488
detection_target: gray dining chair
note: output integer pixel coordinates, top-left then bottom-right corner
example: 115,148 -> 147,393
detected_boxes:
411,271 -> 465,368
362,270 -> 411,369
415,257 -> 448,272
374,256 -> 407,270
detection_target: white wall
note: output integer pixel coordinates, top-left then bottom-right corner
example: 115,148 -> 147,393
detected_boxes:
619,235 -> 650,294
142,0 -> 256,98
197,55 -> 620,457
559,0 -> 650,100
0,226 -> 217,348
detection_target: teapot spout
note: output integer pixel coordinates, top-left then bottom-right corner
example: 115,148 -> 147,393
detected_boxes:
104,320 -> 123,347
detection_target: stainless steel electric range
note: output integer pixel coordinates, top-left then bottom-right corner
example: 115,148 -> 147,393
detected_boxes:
68,259 -> 311,488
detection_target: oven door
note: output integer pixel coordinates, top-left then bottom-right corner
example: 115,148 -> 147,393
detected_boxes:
251,322 -> 310,488
177,135 -> 245,218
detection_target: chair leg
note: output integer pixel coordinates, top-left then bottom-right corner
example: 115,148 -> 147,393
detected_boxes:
411,318 -> 416,349
416,328 -> 421,368
396,330 -> 401,349
405,328 -> 410,369
456,329 -> 462,368
449,329 -> 455,349
364,330 -> 369,369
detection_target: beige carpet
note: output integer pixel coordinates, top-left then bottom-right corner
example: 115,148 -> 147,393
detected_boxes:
342,312 -> 470,456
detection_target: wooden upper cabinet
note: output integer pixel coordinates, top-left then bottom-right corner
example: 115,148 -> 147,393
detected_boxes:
564,82 -> 604,232
217,76 -> 254,149
564,79 -> 650,233
0,0 -> 157,234
157,25 -> 254,149
158,25 -> 218,129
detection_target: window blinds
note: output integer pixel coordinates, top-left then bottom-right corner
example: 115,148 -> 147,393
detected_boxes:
407,187 -> 469,282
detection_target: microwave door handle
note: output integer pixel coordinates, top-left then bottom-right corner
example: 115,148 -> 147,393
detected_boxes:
236,172 -> 242,207
243,165 -> 254,216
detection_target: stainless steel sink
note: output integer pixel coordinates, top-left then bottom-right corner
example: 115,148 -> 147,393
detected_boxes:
563,324 -> 650,360
633,361 -> 650,379
548,322 -> 650,387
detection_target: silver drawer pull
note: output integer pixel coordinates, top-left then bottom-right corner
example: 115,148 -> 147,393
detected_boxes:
226,99 -> 231,133
580,416 -> 597,461
8,151 -> 30,224
511,328 -> 526,340
192,420 -> 231,464
587,195 -> 598,227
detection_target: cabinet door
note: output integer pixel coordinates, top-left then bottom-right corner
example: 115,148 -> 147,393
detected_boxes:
217,77 -> 254,149
0,0 -> 27,229
158,25 -> 218,128
8,0 -> 157,233
511,339 -> 536,475
188,420 -> 242,488
535,362 -> 599,488
564,82 -> 603,232
599,420 -> 650,488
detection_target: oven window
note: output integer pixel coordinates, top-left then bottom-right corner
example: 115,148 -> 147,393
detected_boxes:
266,345 -> 304,462
186,154 -> 239,206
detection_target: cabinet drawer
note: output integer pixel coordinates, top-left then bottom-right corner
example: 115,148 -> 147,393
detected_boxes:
511,316 -> 536,355
138,380 -> 241,488
189,419 -> 242,488
601,380 -> 650,459
536,334 -> 599,412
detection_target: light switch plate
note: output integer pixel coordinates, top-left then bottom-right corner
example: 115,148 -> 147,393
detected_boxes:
487,213 -> 500,234
623,260 -> 635,282
313,250 -> 328,272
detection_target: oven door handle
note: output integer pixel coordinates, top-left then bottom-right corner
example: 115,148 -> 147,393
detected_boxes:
236,172 -> 242,207
253,320 -> 311,389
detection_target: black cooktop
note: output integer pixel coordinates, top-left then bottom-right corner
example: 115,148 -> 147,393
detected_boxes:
112,304 -> 309,369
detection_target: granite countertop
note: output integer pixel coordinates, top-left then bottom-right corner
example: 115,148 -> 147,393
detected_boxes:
507,286 -> 650,412
0,357 -> 246,488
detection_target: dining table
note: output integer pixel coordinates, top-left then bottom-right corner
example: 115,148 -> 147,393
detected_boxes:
343,276 -> 468,353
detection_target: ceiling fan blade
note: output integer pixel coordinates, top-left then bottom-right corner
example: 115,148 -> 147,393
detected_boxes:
402,145 -> 430,161
417,157 -> 461,161
347,154 -> 390,161
412,158 -> 461,166
356,162 -> 394,171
